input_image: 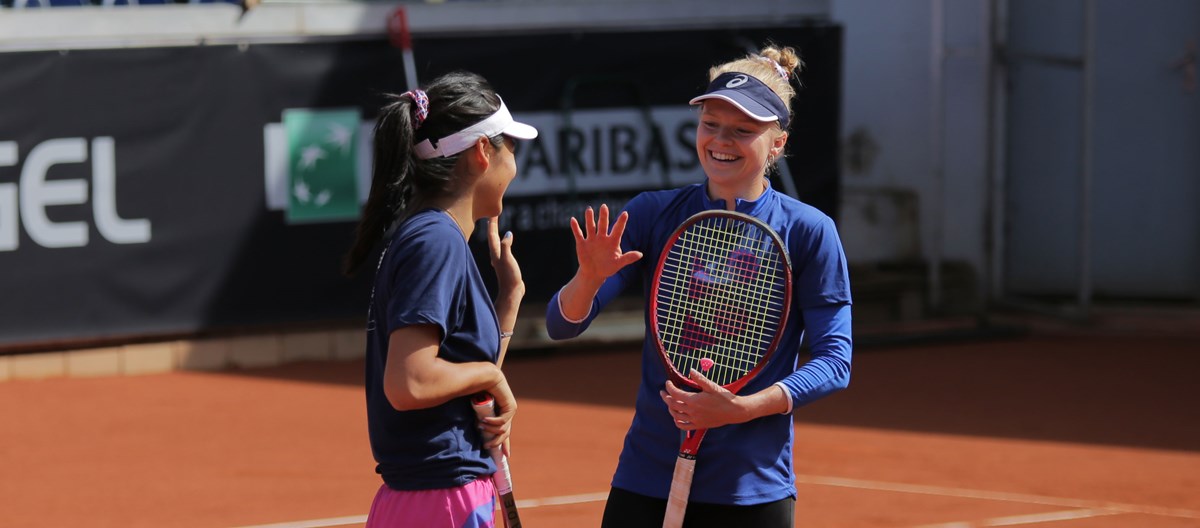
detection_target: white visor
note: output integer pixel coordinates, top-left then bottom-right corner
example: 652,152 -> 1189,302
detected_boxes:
413,96 -> 538,159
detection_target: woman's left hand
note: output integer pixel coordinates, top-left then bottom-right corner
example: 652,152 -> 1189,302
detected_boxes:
660,370 -> 743,430
478,376 -> 517,453
487,217 -> 525,299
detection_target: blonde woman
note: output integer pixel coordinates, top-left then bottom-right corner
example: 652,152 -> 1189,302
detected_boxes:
547,45 -> 853,527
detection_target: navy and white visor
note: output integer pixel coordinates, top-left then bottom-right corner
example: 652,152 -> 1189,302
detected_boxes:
689,72 -> 789,129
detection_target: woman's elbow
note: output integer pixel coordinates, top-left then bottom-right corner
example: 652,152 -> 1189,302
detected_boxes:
833,360 -> 852,391
545,324 -> 576,341
384,386 -> 417,411
544,316 -> 584,340
818,355 -> 852,393
383,378 -> 429,411
834,369 -> 851,391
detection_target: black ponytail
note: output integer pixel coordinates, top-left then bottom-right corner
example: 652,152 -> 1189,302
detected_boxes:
342,96 -> 414,275
342,71 -> 504,276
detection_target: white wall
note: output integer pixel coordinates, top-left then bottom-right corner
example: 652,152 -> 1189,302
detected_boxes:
831,0 -> 992,302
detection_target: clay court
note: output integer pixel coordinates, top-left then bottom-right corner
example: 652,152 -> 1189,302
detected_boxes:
2,321 -> 1199,528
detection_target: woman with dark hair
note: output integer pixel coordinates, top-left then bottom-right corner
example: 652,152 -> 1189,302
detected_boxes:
344,71 -> 537,527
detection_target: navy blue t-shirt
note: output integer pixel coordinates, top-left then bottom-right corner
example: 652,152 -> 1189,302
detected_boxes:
365,209 -> 503,490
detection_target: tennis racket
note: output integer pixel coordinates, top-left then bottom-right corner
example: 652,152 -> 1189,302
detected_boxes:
387,6 -> 419,91
650,210 -> 792,528
471,393 -> 522,528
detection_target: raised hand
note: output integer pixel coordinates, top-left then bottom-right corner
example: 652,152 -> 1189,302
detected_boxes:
570,204 -> 643,284
487,216 -> 525,300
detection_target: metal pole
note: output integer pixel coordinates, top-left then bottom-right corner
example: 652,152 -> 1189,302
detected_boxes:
929,0 -> 946,312
985,0 -> 1007,309
1079,0 -> 1095,316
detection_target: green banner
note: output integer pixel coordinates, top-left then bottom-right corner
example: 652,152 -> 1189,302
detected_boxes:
283,108 -> 361,224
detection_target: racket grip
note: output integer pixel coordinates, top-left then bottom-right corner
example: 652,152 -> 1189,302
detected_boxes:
662,455 -> 695,528
471,393 -> 498,429
470,393 -> 515,496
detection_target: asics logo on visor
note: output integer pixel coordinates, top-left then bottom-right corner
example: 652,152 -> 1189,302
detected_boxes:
725,75 -> 749,88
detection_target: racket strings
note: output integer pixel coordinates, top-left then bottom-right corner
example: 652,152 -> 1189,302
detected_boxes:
656,216 -> 787,387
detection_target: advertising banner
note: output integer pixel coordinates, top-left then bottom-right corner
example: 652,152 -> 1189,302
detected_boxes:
0,25 -> 840,349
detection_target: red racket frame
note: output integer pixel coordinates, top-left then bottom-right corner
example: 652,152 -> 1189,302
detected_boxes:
648,209 -> 792,528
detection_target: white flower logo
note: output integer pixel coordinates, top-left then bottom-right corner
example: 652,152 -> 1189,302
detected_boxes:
297,145 -> 327,170
326,123 -> 352,154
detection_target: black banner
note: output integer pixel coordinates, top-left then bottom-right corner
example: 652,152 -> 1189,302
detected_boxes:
414,26 -> 844,301
0,24 -> 840,350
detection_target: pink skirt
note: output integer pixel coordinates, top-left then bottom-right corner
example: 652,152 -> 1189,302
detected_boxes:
366,478 -> 496,528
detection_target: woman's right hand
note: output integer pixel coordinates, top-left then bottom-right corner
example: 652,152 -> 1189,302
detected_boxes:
570,204 -> 643,284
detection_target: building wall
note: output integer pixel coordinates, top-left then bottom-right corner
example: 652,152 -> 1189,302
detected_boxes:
831,0 -> 992,304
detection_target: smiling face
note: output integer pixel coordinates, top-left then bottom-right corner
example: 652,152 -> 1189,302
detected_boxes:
695,99 -> 788,202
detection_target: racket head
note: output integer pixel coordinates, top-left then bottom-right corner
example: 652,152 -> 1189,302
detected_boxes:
649,210 -> 792,392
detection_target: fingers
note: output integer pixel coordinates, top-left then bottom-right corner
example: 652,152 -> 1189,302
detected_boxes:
597,204 -> 610,237
479,416 -> 511,449
580,205 -> 617,238
663,379 -> 687,398
480,396 -> 516,450
493,412 -> 513,449
617,251 -> 644,267
611,213 -> 643,264
660,383 -> 686,408
571,205 -> 638,280
501,229 -> 514,256
610,210 -> 630,239
584,206 -> 596,238
660,386 -> 696,430
662,374 -> 734,430
576,205 -> 630,239
689,370 -> 729,396
487,217 -> 501,259
570,217 -> 585,245
487,217 -> 514,262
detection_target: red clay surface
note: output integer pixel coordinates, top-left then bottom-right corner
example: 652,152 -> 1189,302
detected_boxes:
2,334 -> 1199,527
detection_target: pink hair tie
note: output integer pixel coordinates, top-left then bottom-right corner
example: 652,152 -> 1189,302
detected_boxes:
403,89 -> 429,129
757,56 -> 789,80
